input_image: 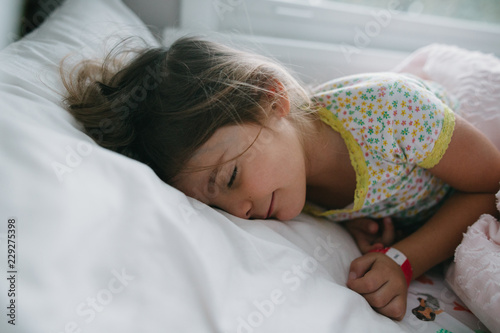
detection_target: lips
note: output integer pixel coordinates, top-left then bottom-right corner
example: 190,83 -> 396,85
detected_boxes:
266,192 -> 275,219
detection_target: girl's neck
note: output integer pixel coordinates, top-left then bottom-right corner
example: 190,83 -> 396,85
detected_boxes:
304,119 -> 347,185
303,119 -> 357,209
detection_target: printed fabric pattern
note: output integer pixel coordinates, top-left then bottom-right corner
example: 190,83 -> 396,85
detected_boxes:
306,73 -> 457,225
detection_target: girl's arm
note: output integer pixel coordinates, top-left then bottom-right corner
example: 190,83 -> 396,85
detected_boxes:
347,115 -> 500,320
394,191 -> 497,279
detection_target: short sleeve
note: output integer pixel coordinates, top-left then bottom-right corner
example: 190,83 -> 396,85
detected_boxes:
382,76 -> 456,168
312,73 -> 456,168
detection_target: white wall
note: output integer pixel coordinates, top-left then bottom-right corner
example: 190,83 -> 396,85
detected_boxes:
123,0 -> 180,36
0,0 -> 24,50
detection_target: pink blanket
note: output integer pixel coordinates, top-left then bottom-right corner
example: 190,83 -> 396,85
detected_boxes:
446,213 -> 500,332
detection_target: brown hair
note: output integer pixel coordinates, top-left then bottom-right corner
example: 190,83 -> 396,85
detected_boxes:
61,36 -> 316,183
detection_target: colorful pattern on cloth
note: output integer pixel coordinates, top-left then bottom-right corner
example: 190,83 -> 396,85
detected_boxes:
405,267 -> 489,332
305,73 -> 458,225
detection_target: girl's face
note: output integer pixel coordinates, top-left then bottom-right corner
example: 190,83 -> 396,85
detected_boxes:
174,113 -> 308,221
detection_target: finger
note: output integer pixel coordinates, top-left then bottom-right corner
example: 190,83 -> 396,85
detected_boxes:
347,254 -> 375,282
361,276 -> 404,310
373,293 -> 407,321
347,266 -> 388,294
380,217 -> 395,246
346,228 -> 376,254
357,240 -> 384,254
357,235 -> 378,254
365,242 -> 385,253
346,218 -> 379,234
362,282 -> 396,309
347,255 -> 388,293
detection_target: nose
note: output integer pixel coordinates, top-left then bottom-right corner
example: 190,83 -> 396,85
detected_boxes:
225,195 -> 253,219
235,199 -> 252,219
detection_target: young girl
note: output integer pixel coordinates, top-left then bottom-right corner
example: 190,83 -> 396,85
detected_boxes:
61,36 -> 500,321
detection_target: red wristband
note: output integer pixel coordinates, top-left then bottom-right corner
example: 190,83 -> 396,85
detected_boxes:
370,247 -> 413,286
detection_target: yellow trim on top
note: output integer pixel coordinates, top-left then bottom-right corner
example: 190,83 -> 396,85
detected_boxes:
307,107 -> 369,217
419,107 -> 456,169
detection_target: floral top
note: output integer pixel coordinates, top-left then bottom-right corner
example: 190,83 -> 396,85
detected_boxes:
305,73 -> 458,226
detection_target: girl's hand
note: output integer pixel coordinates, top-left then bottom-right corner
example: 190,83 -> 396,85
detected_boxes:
346,251 -> 408,320
344,217 -> 395,253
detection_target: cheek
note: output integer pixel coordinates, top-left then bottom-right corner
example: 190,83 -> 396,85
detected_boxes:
258,148 -> 304,183
276,150 -> 306,182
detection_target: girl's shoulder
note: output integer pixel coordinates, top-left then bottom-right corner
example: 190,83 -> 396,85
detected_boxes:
311,72 -> 427,95
311,72 -> 458,114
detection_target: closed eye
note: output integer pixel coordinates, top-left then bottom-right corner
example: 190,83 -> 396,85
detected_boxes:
227,166 -> 238,188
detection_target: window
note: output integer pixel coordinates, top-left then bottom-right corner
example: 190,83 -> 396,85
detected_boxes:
172,0 -> 500,82
326,0 -> 500,25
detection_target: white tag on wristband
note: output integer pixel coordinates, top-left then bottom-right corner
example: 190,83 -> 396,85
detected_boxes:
385,247 -> 407,266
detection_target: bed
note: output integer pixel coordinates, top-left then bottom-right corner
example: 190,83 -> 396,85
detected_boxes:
0,0 -> 499,332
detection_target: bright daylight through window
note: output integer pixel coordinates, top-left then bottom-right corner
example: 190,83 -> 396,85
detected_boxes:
325,0 -> 500,25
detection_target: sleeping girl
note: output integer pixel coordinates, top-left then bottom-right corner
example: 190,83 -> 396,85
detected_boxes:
61,37 -> 500,321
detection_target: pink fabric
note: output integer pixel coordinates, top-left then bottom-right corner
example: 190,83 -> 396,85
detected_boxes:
446,214 -> 500,333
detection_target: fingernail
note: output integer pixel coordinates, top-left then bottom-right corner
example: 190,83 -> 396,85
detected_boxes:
348,271 -> 357,280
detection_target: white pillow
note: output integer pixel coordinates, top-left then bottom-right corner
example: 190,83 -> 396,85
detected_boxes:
0,0 -> 412,332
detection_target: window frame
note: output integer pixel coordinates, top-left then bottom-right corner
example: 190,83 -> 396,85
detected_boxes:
180,0 -> 500,55
172,0 -> 500,82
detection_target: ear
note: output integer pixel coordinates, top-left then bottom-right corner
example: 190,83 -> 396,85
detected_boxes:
269,80 -> 290,118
